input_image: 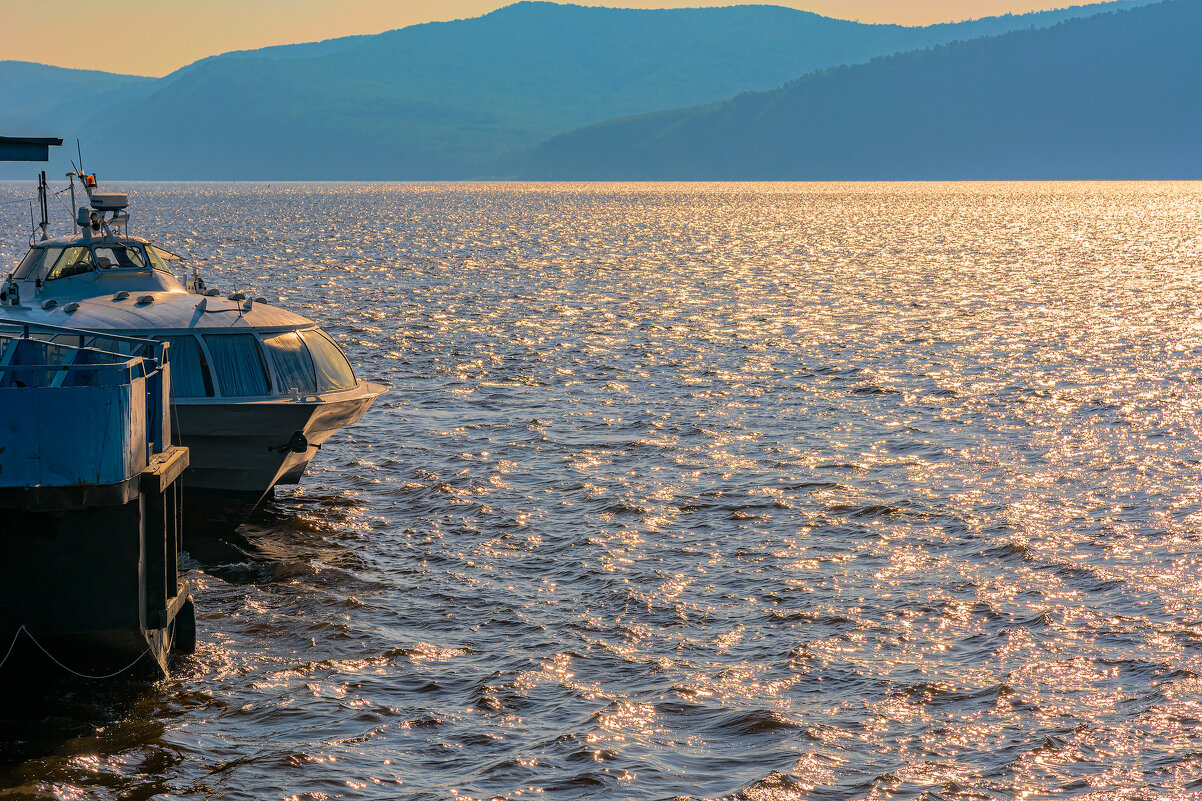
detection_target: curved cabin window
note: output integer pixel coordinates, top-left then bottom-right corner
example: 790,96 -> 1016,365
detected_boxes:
202,334 -> 271,397
145,245 -> 181,275
160,335 -> 214,398
300,329 -> 358,392
93,245 -> 148,271
262,331 -> 317,394
45,247 -> 93,281
13,247 -> 61,280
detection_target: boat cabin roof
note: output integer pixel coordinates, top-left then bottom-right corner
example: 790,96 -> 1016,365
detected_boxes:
7,236 -> 315,332
31,231 -> 151,249
28,292 -> 318,332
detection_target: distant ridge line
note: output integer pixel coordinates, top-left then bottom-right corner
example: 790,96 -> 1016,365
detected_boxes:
524,0 -> 1200,180
0,0 -> 1167,180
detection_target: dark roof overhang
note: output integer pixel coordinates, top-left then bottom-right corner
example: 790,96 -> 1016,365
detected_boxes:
0,136 -> 64,162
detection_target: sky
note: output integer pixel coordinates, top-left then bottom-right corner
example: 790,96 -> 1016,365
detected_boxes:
4,0 -> 1114,77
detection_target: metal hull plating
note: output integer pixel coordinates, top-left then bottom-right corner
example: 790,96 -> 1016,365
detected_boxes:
173,383 -> 385,499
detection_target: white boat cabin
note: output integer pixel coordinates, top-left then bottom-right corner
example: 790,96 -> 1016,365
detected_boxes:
2,194 -> 361,404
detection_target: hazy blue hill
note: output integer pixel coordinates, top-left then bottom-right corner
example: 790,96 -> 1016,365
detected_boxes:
321,0 -> 1156,131
191,34 -> 374,64
1,0 -> 1162,178
0,61 -> 154,127
525,0 -> 1201,179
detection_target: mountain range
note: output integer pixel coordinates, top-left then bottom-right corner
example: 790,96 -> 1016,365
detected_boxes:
525,0 -> 1200,179
0,0 -> 1178,180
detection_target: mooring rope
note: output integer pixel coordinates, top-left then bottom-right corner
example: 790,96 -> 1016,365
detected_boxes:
0,625 -> 152,679
0,626 -> 21,671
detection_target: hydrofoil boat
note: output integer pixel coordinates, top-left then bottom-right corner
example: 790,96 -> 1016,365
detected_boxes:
2,181 -> 386,522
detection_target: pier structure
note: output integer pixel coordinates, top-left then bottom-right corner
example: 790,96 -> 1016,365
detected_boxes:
0,322 -> 194,677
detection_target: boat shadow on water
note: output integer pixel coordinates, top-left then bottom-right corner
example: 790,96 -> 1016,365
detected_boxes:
0,490 -> 365,783
0,672 -> 181,786
182,489 -> 369,584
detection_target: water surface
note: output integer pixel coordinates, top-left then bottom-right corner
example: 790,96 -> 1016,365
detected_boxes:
2,181 -> 1202,799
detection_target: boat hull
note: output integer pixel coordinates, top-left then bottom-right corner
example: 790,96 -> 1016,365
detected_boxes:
173,381 -> 385,512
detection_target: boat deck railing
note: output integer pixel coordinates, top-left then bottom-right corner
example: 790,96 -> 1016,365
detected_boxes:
0,319 -> 173,463
0,319 -> 165,361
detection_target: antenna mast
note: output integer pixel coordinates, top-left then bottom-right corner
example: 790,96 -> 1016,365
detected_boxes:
36,171 -> 49,240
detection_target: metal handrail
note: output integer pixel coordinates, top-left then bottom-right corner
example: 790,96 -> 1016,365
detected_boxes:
0,361 -> 139,372
0,317 -> 166,361
0,338 -> 140,366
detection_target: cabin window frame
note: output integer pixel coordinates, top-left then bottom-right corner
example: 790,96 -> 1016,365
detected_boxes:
92,244 -> 150,272
199,332 -> 274,399
299,328 -> 359,392
260,330 -> 319,395
251,327 -> 360,397
145,245 -> 180,275
44,246 -> 94,281
12,246 -> 62,280
157,333 -> 216,399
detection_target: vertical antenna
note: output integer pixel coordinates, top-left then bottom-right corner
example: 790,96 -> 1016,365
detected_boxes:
37,171 -> 49,240
66,171 -> 78,233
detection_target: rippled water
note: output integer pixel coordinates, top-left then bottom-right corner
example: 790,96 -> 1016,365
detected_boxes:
3,181 -> 1202,799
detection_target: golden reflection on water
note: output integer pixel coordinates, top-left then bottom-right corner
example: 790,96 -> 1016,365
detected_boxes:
4,182 -> 1202,798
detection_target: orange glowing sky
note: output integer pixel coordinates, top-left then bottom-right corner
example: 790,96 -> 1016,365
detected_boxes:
4,0 -> 1122,77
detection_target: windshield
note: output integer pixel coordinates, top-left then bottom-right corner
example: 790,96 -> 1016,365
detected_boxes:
145,245 -> 180,274
12,247 -> 61,280
93,245 -> 148,271
35,243 -> 174,282
45,247 -> 93,281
